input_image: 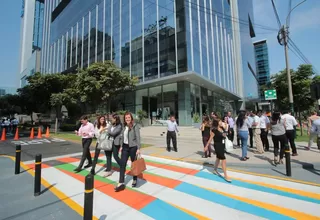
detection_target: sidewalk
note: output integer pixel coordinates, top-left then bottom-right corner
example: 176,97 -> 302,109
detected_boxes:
0,156 -> 81,220
140,126 -> 320,169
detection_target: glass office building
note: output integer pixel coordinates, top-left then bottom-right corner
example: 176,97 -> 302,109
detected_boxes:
19,0 -> 44,87
254,39 -> 270,100
41,0 -> 256,125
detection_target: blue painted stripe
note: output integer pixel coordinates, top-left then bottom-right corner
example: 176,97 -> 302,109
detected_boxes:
175,182 -> 294,220
140,199 -> 197,220
195,171 -> 320,204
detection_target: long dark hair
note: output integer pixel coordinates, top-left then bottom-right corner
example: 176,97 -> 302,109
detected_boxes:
124,112 -> 134,129
202,116 -> 211,127
97,115 -> 106,129
271,112 -> 281,124
112,114 -> 121,126
236,112 -> 246,128
212,118 -> 220,130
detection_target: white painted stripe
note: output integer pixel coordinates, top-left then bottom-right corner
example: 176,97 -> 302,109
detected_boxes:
71,161 -> 320,217
23,151 -> 95,164
42,167 -> 152,220
142,155 -> 320,194
91,164 -> 265,220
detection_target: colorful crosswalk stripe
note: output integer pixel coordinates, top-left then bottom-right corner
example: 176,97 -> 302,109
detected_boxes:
35,154 -> 320,220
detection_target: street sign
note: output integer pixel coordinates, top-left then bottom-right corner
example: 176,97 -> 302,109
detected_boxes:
264,89 -> 277,100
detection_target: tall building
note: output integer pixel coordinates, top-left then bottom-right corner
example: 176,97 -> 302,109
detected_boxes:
40,0 -> 257,125
19,0 -> 44,87
253,39 -> 271,100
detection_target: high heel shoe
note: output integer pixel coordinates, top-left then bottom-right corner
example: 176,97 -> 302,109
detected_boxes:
114,184 -> 125,192
132,180 -> 137,187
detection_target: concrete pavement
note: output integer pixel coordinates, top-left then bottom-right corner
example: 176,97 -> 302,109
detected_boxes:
0,156 -> 81,220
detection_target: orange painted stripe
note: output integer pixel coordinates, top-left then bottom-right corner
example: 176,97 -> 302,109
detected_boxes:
101,164 -> 182,189
57,157 -> 81,163
145,160 -> 199,175
26,163 -> 51,169
59,168 -> 155,210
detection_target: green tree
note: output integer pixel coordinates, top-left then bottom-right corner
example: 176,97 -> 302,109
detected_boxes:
271,64 -> 315,135
72,61 -> 138,112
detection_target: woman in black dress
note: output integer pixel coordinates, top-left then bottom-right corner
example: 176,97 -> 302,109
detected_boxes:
200,116 -> 212,158
205,118 -> 231,182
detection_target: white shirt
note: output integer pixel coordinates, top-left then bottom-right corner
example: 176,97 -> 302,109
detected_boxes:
167,120 -> 179,132
282,114 -> 298,130
123,126 -> 129,144
260,115 -> 270,129
252,115 -> 260,129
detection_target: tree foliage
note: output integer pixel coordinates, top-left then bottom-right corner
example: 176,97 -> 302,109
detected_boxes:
270,64 -> 315,112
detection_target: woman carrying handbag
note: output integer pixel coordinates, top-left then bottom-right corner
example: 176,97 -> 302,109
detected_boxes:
115,112 -> 141,192
107,114 -> 123,166
91,115 -> 113,176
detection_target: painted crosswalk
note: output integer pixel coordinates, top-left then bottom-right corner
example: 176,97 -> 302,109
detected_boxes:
27,154 -> 320,220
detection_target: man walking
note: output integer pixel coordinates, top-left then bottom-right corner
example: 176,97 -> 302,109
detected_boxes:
259,111 -> 270,151
74,115 -> 95,172
282,111 -> 298,156
166,115 -> 179,152
251,111 -> 264,154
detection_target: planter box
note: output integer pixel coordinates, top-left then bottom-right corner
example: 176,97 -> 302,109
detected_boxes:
193,123 -> 201,129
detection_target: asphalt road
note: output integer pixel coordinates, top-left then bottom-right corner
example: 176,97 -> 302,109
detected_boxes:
0,137 -> 84,162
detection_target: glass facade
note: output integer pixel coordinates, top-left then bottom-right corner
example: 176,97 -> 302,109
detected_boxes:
40,0 -> 256,124
254,40 -> 270,100
237,0 -> 259,99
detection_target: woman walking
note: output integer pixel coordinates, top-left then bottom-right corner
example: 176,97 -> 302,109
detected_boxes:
91,115 -> 113,176
204,118 -> 231,182
236,112 -> 251,161
270,112 -> 287,165
115,112 -> 141,192
107,114 -> 122,166
200,116 -> 212,158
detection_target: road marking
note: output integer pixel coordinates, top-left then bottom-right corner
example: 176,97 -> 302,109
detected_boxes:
0,155 -> 98,220
11,138 -> 66,146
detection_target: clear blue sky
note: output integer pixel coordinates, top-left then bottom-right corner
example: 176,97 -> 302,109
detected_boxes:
0,0 -> 319,88
0,0 -> 21,87
253,0 -> 320,75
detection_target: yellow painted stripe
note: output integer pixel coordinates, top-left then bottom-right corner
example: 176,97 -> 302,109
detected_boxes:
197,184 -> 320,220
85,189 -> 94,193
232,176 -> 320,200
167,202 -> 211,220
35,162 -> 41,165
0,155 -> 99,220
150,153 -> 320,187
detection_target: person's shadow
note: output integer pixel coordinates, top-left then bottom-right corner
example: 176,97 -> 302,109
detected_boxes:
254,155 -> 276,166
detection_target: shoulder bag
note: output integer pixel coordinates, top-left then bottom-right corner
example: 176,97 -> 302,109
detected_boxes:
225,136 -> 234,153
97,131 -> 113,151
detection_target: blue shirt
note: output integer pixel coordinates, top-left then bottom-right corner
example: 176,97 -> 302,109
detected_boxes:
167,120 -> 179,132
247,116 -> 254,126
227,117 -> 234,128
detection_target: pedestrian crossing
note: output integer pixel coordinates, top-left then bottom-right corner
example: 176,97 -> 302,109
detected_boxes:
27,154 -> 320,220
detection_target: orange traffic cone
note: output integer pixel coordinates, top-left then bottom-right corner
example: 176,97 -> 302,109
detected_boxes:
37,127 -> 42,138
45,127 -> 50,138
30,128 -> 34,139
14,128 -> 19,140
1,128 -> 6,141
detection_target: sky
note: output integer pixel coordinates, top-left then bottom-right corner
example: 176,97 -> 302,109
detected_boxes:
253,0 -> 320,75
0,0 -> 319,88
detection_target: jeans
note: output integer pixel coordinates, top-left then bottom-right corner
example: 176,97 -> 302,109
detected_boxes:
272,134 -> 287,159
92,143 -> 112,172
113,144 -> 121,166
78,138 -> 93,168
119,144 -> 138,183
239,130 -> 248,158
248,128 -> 253,147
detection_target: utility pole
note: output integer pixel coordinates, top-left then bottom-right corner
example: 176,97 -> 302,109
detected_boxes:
282,25 -> 294,114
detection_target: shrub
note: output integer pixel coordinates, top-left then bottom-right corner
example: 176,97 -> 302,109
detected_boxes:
193,113 -> 200,123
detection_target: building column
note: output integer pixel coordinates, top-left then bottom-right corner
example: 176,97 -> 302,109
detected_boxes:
178,81 -> 192,126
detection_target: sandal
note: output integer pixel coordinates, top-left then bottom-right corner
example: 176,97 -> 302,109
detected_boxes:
213,169 -> 220,175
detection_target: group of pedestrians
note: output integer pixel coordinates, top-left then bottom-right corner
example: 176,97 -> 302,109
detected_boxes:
73,112 -> 141,192
235,110 -> 299,164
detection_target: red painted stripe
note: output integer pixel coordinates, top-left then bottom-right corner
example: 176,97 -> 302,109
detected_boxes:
145,161 -> 199,175
26,163 -> 51,170
57,157 -> 81,163
58,168 -> 155,210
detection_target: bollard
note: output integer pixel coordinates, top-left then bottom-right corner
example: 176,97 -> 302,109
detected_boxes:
83,174 -> 94,220
34,154 -> 42,196
285,145 -> 292,177
15,145 -> 21,175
